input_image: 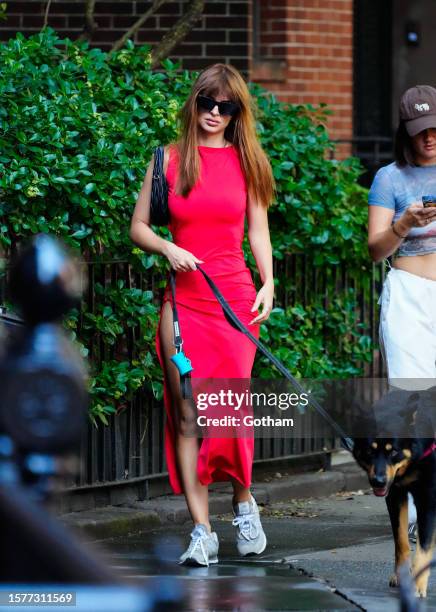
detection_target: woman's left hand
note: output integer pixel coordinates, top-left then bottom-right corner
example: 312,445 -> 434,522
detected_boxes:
250,279 -> 274,325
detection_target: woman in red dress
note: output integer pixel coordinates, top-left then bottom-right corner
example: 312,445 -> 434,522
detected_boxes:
130,64 -> 274,566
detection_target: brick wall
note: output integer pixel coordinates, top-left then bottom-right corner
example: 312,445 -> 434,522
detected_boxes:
251,0 -> 353,145
1,0 -> 250,71
2,0 -> 353,143
256,1 -> 286,61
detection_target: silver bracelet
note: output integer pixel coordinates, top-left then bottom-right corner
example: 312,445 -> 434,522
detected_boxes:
391,223 -> 407,239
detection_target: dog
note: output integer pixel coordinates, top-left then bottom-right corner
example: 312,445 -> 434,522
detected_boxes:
352,389 -> 436,598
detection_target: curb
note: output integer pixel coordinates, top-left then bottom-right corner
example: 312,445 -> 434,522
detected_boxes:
60,462 -> 369,540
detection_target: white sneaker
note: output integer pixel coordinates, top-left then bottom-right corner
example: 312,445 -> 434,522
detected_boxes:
179,524 -> 219,567
408,493 -> 417,543
408,493 -> 417,522
232,495 -> 267,556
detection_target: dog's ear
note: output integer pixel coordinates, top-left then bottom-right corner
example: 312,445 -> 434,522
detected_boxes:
398,391 -> 420,424
349,398 -> 377,439
414,388 -> 436,434
371,389 -> 417,438
401,390 -> 436,436
386,389 -> 421,438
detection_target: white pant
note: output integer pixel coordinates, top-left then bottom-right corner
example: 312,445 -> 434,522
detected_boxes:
379,268 -> 436,386
379,267 -> 436,524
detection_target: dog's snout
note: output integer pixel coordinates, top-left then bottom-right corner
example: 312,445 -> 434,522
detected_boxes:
371,476 -> 387,488
370,473 -> 389,496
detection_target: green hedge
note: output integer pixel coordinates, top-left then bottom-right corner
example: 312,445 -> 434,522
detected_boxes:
0,30 -> 372,424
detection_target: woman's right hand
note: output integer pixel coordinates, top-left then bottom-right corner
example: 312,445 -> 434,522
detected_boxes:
163,242 -> 204,272
401,202 -> 436,229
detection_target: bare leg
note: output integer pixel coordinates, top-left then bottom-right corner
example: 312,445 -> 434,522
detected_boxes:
159,302 -> 211,531
231,478 -> 251,504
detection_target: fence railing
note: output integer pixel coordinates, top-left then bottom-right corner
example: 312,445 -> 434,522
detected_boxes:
0,255 -> 386,488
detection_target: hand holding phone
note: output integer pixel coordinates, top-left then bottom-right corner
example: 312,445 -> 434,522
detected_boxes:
422,195 -> 436,208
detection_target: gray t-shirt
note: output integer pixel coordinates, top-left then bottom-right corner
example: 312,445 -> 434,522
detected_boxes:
368,162 -> 436,256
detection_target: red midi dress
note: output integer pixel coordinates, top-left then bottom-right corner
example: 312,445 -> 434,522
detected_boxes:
156,144 -> 259,495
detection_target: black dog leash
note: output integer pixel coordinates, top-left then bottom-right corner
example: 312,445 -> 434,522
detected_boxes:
195,266 -> 354,452
168,266 -> 353,452
169,270 -> 193,400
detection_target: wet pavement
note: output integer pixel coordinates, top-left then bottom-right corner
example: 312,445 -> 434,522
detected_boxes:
101,490 -> 436,611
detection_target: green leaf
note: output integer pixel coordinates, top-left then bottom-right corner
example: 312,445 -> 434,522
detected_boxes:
71,229 -> 89,239
84,182 -> 96,195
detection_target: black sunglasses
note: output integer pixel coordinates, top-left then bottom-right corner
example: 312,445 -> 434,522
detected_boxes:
197,95 -> 240,117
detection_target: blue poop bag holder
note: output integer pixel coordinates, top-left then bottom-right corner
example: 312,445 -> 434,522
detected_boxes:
171,350 -> 193,377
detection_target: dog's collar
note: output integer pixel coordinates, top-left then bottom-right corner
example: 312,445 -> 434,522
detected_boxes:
420,441 -> 436,460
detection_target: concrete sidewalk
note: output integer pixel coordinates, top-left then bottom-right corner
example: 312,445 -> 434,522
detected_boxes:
60,460 -> 368,540
102,482 -> 436,610
57,460 -> 436,610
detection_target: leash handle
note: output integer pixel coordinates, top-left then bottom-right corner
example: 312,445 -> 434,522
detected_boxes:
169,270 -> 192,399
195,265 -> 354,452
169,271 -> 182,350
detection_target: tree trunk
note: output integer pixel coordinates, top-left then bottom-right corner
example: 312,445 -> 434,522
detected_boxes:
151,0 -> 205,68
78,0 -> 98,42
43,0 -> 53,28
110,0 -> 169,53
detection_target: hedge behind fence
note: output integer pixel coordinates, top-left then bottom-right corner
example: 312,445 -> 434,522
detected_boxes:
0,30 -> 372,423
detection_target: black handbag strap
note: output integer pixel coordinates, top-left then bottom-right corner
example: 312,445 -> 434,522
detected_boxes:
153,146 -> 165,180
150,146 -> 169,227
195,265 -> 354,452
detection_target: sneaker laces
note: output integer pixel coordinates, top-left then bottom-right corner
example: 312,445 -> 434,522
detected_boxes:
186,528 -> 209,566
232,513 -> 259,541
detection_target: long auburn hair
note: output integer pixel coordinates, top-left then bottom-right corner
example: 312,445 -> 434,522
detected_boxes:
176,64 -> 274,207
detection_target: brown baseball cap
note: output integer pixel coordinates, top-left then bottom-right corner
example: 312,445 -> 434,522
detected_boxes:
399,85 -> 436,136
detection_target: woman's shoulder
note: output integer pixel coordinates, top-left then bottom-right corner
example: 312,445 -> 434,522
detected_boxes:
163,142 -> 178,158
163,143 -> 179,176
369,163 -> 398,207
371,162 -> 408,191
163,142 -> 178,154
374,162 -> 400,180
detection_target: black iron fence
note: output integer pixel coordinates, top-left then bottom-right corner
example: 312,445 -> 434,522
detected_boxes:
84,256 -> 390,488
1,255 -> 386,488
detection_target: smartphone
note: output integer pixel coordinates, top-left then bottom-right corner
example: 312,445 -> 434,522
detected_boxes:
422,195 -> 436,207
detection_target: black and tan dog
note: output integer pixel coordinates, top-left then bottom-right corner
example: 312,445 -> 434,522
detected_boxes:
352,390 -> 436,597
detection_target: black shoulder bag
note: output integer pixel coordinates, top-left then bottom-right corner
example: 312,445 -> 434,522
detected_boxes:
150,146 -> 170,226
